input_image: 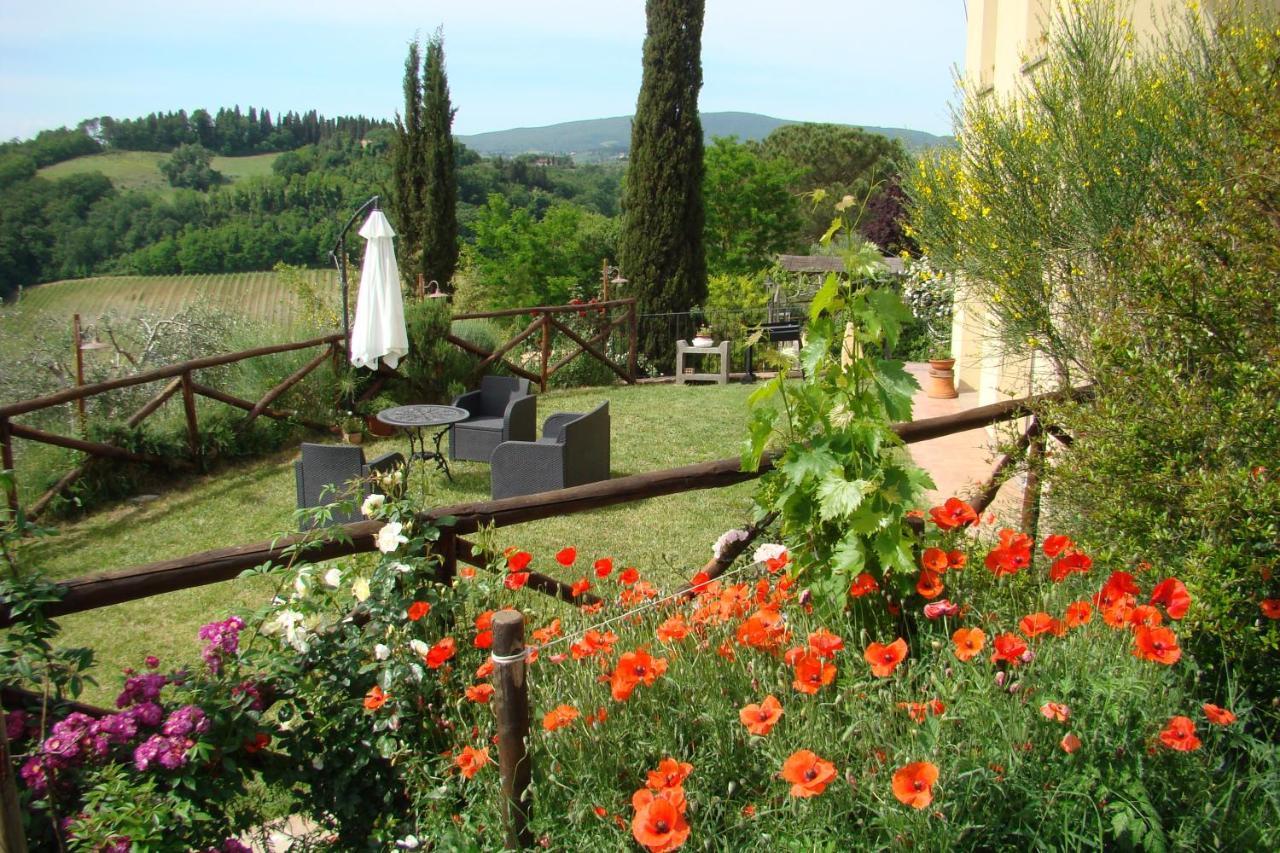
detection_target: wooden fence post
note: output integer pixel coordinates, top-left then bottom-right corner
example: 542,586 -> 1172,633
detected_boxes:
0,418 -> 16,519
627,301 -> 638,383
436,529 -> 457,586
491,610 -> 533,851
72,313 -> 88,436
539,314 -> 551,393
0,709 -> 29,853
1020,418 -> 1045,541
180,370 -> 201,467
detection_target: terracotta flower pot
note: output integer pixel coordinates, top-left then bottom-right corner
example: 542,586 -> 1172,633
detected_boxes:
344,431 -> 364,445
366,416 -> 395,438
926,358 -> 958,399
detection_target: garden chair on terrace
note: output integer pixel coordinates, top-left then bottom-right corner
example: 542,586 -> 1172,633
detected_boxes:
489,402 -> 610,499
449,375 -> 537,462
294,443 -> 405,530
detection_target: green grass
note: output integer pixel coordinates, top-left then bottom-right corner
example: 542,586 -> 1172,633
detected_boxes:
12,270 -> 334,332
17,382 -> 760,706
38,151 -> 280,196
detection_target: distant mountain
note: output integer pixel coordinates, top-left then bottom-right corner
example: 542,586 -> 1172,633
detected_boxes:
457,111 -> 953,160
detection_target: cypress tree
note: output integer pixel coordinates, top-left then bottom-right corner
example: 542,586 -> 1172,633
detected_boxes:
420,28 -> 459,291
620,0 -> 707,368
392,39 -> 426,269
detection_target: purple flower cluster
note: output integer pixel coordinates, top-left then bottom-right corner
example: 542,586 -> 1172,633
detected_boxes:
203,840 -> 252,853
5,708 -> 32,742
198,616 -> 245,674
162,704 -> 210,738
132,733 -> 194,772
115,671 -> 169,708
231,679 -> 268,711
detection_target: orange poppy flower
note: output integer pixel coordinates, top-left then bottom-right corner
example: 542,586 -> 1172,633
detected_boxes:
916,570 -> 945,600
780,749 -> 837,798
1261,599 -> 1280,619
921,547 -> 949,572
849,572 -> 880,598
407,601 -> 431,621
1064,601 -> 1093,628
570,577 -> 592,598
947,549 -> 967,570
475,659 -> 494,679
656,616 -> 691,644
951,627 -> 986,662
1101,595 -> 1137,628
736,607 -> 789,650
594,557 -> 614,577
465,683 -> 494,703
504,572 -> 530,591
424,637 -> 457,669
1126,605 -> 1163,628
716,641 -> 736,662
631,788 -> 689,853
807,628 -> 845,659
765,551 -> 791,574
1042,534 -> 1073,558
1132,625 -> 1181,665
990,633 -> 1028,665
531,618 -> 563,645
455,745 -> 491,779
792,652 -> 837,694
611,648 -> 668,701
1060,732 -> 1082,753
619,567 -> 641,585
1040,702 -> 1070,723
473,629 -> 493,650
1149,577 -> 1191,620
646,757 -> 693,792
891,761 -> 939,809
542,704 -> 580,732
1159,716 -> 1201,751
739,695 -> 784,735
507,550 -> 533,571
585,706 -> 609,727
1050,551 -> 1093,582
475,610 -> 495,631
899,702 -> 929,724
555,547 -> 577,566
929,497 -> 978,530
581,601 -> 604,615
863,638 -> 908,677
362,684 -> 389,711
1019,612 -> 1058,638
985,529 -> 1033,576
1096,571 -> 1140,606
1203,703 -> 1237,725
459,566 -> 477,580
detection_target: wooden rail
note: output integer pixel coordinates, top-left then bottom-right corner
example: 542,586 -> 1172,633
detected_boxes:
0,384 -> 1092,627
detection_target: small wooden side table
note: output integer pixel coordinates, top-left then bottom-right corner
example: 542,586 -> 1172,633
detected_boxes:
676,340 -> 730,385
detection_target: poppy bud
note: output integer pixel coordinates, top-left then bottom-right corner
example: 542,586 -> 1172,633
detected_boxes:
1020,649 -> 1035,663
994,671 -> 1007,687
1008,681 -> 1021,693
798,588 -> 812,606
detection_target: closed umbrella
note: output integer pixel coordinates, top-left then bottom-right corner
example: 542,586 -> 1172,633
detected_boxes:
349,209 -> 408,370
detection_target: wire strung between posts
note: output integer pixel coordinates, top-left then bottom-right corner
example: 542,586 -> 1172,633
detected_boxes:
490,557 -> 772,664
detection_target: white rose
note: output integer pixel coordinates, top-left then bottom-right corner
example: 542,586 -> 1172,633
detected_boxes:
376,522 -> 407,554
712,528 -> 750,559
362,493 -> 386,518
323,568 -> 342,588
374,643 -> 391,660
352,577 -> 371,602
752,543 -> 788,565
293,570 -> 310,595
409,639 -> 430,657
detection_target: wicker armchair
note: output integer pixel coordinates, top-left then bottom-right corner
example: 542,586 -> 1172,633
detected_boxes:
294,443 -> 405,530
490,402 -> 610,500
449,376 -> 537,463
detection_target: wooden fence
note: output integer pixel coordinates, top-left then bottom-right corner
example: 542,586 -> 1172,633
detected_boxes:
0,383 -> 1091,848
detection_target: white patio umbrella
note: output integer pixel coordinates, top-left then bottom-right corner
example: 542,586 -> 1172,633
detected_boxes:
348,209 -> 408,370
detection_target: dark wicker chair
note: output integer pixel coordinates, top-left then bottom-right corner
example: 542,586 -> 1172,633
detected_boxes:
294,443 -> 405,530
449,376 -> 537,463
490,402 -> 610,500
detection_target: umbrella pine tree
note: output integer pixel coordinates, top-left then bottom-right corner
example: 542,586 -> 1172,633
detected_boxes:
620,0 -> 708,369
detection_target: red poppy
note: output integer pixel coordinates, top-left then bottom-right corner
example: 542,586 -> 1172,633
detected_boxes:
916,570 -> 945,600
507,550 -> 533,572
864,638 -> 908,677
792,652 -> 837,694
807,628 -> 845,659
947,549 -> 967,570
646,757 -> 693,792
1060,733 -> 1082,753
1203,703 -> 1237,725
631,788 -> 689,853
656,616 -> 691,644
1096,571 -> 1140,606
1042,534 -> 1073,558
849,572 -> 880,597
1050,551 -> 1093,582
1019,612 -> 1059,638
736,607 -> 789,651
899,702 -> 929,723
765,550 -> 791,574
688,571 -> 711,591
1149,577 -> 1191,620
1064,601 -> 1093,628
407,601 -> 431,621
739,695 -> 784,735
1101,595 -> 1137,628
619,567 -> 641,585
1126,605 -> 1163,628
455,745 -> 491,779
475,660 -> 494,679
581,601 -> 604,614
780,749 -> 837,798
531,618 -> 562,644
921,547 -> 949,572
717,641 -> 736,661
1133,625 -> 1181,665
465,683 -> 495,703
542,704 -> 580,732
1261,599 -> 1280,619
891,761 -> 939,809
459,566 -> 476,580
952,627 -> 986,662
363,685 -> 389,711
929,497 -> 978,530
985,529 -> 1033,576
555,547 -> 577,566
504,572 -> 530,591
424,637 -> 457,669
586,707 -> 609,727
594,557 -> 614,577
473,629 -> 493,650
610,648 -> 668,701
570,577 -> 591,598
1040,702 -> 1070,722
990,633 -> 1028,665
1159,716 -> 1201,751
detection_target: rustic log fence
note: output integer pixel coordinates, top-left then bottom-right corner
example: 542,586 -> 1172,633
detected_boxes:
0,383 -> 1090,848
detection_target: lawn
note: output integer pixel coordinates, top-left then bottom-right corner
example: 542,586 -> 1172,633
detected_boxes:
38,151 -> 280,197
18,382 -> 762,706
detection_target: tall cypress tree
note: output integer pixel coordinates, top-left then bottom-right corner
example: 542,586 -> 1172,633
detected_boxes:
420,29 -> 459,291
620,0 -> 707,368
392,40 -> 426,271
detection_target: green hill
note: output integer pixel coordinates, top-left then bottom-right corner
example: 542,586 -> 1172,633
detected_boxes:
38,151 -> 280,195
457,111 -> 953,160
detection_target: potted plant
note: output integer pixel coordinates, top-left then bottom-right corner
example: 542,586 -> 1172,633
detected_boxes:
340,414 -> 364,445
364,394 -> 398,437
692,325 -> 715,347
925,340 -> 958,399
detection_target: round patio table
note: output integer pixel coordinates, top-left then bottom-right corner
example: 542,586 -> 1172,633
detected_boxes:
376,405 -> 469,483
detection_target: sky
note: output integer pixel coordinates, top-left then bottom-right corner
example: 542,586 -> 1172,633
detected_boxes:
0,1 -> 967,143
